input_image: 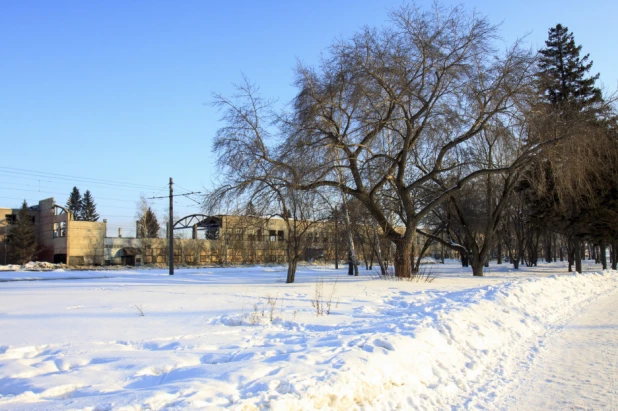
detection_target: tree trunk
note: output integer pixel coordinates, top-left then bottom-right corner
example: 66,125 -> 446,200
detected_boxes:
575,239 -> 582,273
340,195 -> 358,276
600,240 -> 607,270
334,219 -> 339,269
470,247 -> 485,277
286,242 -> 298,283
472,263 -> 484,276
460,251 -> 469,267
611,242 -> 617,270
286,259 -> 297,283
513,254 -> 520,269
567,237 -> 574,272
591,245 -> 595,263
393,238 -> 413,277
497,242 -> 502,264
373,230 -> 387,275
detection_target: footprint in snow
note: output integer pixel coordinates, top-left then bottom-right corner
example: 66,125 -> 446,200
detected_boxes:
373,339 -> 395,351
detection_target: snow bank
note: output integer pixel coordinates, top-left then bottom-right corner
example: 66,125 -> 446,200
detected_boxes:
245,271 -> 618,410
23,261 -> 62,271
419,256 -> 439,264
0,261 -> 64,272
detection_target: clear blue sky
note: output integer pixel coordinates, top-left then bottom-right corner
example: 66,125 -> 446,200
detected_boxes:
1,0 -> 616,236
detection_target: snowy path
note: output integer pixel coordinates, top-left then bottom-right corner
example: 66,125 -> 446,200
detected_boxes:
501,289 -> 618,410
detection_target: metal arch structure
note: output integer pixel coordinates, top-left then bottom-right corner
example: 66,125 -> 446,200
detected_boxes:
53,204 -> 69,216
172,214 -> 222,239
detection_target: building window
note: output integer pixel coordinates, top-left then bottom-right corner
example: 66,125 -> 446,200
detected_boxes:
277,230 -> 285,242
269,230 -> 277,241
205,227 -> 219,240
53,223 -> 59,238
5,214 -> 16,225
60,221 -> 66,237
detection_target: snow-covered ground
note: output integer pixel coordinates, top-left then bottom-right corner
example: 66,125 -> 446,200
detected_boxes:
498,287 -> 618,410
0,261 -> 616,410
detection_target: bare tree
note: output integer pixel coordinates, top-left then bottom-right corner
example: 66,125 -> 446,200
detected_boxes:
207,80 -> 328,282
284,4 -> 539,277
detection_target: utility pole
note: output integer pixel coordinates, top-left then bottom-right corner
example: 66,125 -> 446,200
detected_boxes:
148,180 -> 202,276
169,177 -> 174,275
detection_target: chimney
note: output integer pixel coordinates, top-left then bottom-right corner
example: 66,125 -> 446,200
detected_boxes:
118,227 -> 123,238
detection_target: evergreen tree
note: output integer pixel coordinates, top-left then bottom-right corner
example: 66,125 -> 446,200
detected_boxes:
245,200 -> 257,216
527,24 -> 610,273
9,201 -> 38,264
81,190 -> 100,221
138,207 -> 160,238
66,186 -> 82,220
537,24 -> 602,110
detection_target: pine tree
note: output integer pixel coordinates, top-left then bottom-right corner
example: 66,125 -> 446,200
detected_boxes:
537,24 -> 602,110
245,200 -> 257,216
138,207 -> 160,238
530,24 -> 609,273
66,186 -> 82,220
9,201 -> 38,264
81,190 -> 100,221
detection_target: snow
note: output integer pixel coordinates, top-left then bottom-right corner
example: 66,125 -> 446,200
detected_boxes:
0,262 -> 616,410
497,288 -> 618,410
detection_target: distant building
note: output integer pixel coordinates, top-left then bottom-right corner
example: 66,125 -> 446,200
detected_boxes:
1,198 -> 105,265
0,198 -> 331,266
2,197 -> 443,267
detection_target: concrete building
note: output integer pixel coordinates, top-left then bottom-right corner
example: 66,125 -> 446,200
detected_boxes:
2,197 -> 442,267
1,198 -> 327,266
1,198 -> 105,265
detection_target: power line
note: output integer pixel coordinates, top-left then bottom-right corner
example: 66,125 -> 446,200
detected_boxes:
175,183 -> 204,205
0,167 -> 164,190
0,175 -> 162,194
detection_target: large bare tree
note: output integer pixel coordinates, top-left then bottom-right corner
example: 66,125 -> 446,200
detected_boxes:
281,5 -> 541,276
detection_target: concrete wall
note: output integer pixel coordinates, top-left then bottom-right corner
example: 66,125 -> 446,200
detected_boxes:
67,221 -> 105,265
104,237 -> 142,265
37,198 -> 70,262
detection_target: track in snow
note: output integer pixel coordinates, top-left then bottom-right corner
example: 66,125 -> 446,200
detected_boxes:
502,289 -> 618,410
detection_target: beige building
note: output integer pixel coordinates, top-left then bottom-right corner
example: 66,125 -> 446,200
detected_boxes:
2,197 -> 442,267
1,198 -> 105,265
1,199 -> 330,266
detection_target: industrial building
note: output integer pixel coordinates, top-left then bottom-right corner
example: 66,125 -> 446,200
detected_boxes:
1,198 -> 336,266
1,198 -> 105,265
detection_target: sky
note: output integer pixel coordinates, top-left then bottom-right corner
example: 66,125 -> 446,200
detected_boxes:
1,0 -> 616,237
